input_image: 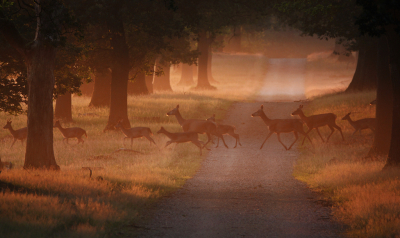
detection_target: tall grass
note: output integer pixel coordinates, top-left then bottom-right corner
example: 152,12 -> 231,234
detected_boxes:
295,90 -> 400,237
0,53 -> 264,238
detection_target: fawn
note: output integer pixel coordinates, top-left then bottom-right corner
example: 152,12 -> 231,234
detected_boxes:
114,120 -> 156,148
3,119 -> 27,148
206,114 -> 242,148
291,105 -> 344,144
251,105 -> 312,150
53,120 -> 87,144
341,112 -> 376,135
157,127 -> 204,155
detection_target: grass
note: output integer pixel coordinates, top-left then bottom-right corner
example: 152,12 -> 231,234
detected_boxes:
295,90 -> 400,237
0,53 -> 265,238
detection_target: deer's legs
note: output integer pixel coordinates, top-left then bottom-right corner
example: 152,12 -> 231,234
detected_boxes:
330,123 -> 344,141
217,133 -> 228,148
192,140 -> 203,155
315,128 -> 325,142
326,125 -> 336,142
288,132 -> 299,150
260,132 -> 274,149
9,139 -> 17,148
203,133 -> 212,147
302,129 -> 314,145
164,141 -> 173,148
144,135 -> 156,146
276,133 -> 289,150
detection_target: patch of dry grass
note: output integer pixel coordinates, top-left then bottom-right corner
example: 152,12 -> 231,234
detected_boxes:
295,91 -> 400,237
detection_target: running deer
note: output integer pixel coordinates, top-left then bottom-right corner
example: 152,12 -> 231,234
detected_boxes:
53,120 -> 87,144
114,120 -> 156,148
251,105 -> 312,150
206,114 -> 242,148
166,105 -> 228,148
291,105 -> 344,144
3,119 -> 27,148
341,112 -> 376,135
157,127 -> 204,155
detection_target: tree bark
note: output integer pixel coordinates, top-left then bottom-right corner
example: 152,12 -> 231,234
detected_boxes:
177,63 -> 194,86
89,68 -> 111,107
146,73 -> 154,94
54,92 -> 72,122
195,31 -> 215,90
104,21 -> 130,131
153,60 -> 173,91
80,81 -> 94,97
384,28 -> 400,168
207,47 -> 218,84
128,71 -> 149,95
345,38 -> 378,92
367,36 -> 392,158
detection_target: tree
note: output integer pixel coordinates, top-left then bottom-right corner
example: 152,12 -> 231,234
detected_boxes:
89,68 -> 111,107
0,0 -> 81,169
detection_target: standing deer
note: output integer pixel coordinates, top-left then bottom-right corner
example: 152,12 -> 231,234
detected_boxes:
166,105 -> 228,148
291,105 -> 344,144
114,120 -> 156,148
206,114 -> 242,148
157,127 -> 204,155
53,120 -> 87,144
251,105 -> 312,150
341,112 -> 376,135
3,119 -> 27,148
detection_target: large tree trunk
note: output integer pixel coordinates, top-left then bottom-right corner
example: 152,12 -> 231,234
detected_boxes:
195,31 -> 215,90
24,43 -> 59,170
153,60 -> 173,91
128,71 -> 149,95
207,47 -> 218,84
104,21 -> 130,131
367,36 -> 392,158
146,73 -> 154,94
177,63 -> 194,86
384,28 -> 400,168
1,2 -> 59,170
89,68 -> 111,107
80,81 -> 94,97
345,39 -> 378,92
54,92 -> 72,122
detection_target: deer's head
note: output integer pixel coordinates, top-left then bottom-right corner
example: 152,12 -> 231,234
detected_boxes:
251,105 -> 264,117
166,104 -> 179,116
3,119 -> 12,130
291,105 -> 304,116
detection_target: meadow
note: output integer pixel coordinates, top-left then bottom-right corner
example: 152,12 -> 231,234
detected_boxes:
295,91 -> 400,237
0,53 -> 265,238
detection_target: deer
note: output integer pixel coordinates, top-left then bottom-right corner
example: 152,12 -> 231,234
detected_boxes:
157,127 -> 204,155
206,114 -> 242,148
291,105 -> 344,145
341,112 -> 376,135
166,104 -> 228,149
114,120 -> 156,148
3,119 -> 28,148
251,105 -> 312,150
53,120 -> 87,144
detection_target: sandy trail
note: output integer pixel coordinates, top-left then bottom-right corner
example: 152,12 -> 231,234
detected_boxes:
136,59 -> 344,237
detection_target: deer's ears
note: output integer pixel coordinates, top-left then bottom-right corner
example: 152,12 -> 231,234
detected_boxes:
7,118 -> 11,122
176,104 -> 179,109
299,105 -> 303,108
260,105 -> 264,110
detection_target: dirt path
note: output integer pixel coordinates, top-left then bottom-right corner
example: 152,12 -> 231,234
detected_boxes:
136,102 -> 343,238
136,58 -> 344,237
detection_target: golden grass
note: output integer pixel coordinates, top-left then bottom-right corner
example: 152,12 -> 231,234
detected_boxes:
295,90 -> 400,237
0,53 -> 264,237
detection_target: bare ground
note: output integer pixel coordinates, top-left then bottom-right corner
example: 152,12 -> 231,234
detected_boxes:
135,101 -> 344,238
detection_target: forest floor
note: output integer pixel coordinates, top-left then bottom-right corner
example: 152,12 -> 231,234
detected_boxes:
135,59 -> 346,237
